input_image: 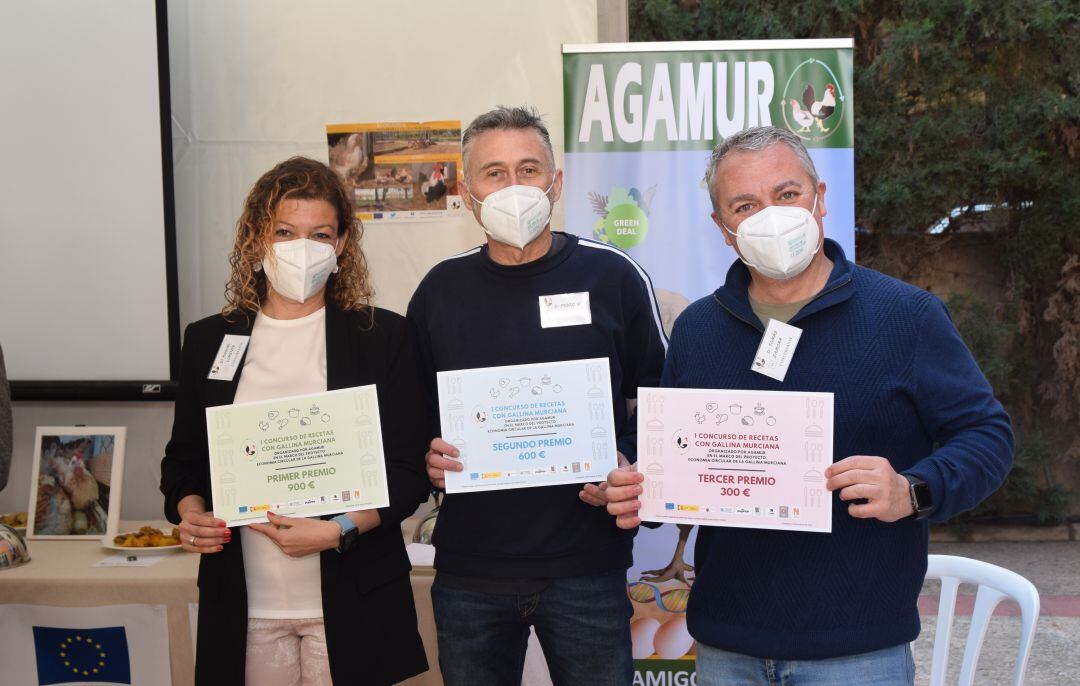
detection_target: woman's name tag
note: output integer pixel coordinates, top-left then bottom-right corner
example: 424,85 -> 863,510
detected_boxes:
207,334 -> 250,381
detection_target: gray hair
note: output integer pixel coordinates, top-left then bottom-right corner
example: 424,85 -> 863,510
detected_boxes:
461,106 -> 555,174
704,126 -> 820,213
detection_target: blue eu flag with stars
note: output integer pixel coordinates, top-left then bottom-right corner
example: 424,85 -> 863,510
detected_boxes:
32,626 -> 131,685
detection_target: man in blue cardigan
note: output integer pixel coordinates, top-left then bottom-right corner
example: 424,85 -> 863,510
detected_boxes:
605,126 -> 1014,685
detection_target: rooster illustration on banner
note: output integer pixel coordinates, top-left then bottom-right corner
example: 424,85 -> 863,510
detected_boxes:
781,57 -> 847,142
790,83 -> 837,133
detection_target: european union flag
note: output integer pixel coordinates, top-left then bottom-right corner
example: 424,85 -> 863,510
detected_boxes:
32,626 -> 131,685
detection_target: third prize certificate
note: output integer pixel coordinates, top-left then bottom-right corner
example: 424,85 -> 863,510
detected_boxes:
638,387 -> 834,533
438,358 -> 618,493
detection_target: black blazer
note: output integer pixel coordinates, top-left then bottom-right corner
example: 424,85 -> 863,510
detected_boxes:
161,302 -> 430,685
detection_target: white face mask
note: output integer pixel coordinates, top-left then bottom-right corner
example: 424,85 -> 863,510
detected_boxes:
261,238 -> 338,304
721,194 -> 822,280
471,181 -> 554,249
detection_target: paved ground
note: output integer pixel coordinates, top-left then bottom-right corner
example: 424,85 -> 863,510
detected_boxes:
914,541 -> 1080,685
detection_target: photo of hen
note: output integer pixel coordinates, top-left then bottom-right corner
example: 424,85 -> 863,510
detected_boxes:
33,435 -> 111,535
801,82 -> 836,132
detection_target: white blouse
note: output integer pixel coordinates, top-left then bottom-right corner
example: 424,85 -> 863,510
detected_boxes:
234,307 -> 327,619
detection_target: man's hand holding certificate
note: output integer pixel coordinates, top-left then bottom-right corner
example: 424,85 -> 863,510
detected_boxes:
437,358 -> 618,493
206,386 -> 389,526
637,387 -> 834,533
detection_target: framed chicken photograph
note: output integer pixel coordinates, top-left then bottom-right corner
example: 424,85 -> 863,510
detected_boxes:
26,427 -> 126,540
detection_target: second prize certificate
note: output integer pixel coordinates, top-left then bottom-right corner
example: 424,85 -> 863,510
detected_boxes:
438,358 -> 618,493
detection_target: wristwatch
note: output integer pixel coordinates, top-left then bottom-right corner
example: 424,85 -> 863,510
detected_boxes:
333,514 -> 358,552
902,475 -> 934,520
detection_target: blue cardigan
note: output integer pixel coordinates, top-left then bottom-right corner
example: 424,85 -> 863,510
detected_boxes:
665,240 -> 1013,660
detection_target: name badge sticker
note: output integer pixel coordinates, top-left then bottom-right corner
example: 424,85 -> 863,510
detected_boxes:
539,292 -> 592,328
751,319 -> 802,382
207,334 -> 250,381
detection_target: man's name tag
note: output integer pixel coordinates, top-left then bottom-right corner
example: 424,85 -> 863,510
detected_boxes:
539,292 -> 592,328
751,319 -> 802,382
207,334 -> 250,381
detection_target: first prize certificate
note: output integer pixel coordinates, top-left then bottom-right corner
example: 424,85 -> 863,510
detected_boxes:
638,387 -> 834,533
206,386 -> 389,526
438,358 -> 618,493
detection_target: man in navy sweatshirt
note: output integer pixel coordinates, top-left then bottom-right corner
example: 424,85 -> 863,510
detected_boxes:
605,126 -> 1013,685
407,106 -> 667,686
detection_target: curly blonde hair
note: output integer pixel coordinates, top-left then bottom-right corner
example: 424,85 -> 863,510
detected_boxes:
222,157 -> 374,321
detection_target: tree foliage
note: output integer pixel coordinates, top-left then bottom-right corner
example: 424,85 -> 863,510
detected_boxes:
631,1 -> 1078,244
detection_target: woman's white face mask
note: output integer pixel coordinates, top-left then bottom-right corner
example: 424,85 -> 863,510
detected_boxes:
261,238 -> 339,303
471,181 -> 555,249
720,193 -> 822,280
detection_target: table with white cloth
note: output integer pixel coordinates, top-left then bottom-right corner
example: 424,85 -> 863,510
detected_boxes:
0,521 -> 444,686
0,520 -> 558,685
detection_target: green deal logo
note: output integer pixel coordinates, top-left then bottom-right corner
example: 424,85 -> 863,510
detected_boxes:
589,186 -> 656,250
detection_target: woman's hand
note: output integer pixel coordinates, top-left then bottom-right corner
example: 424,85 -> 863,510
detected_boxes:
248,512 -> 342,557
177,494 -> 230,554
250,510 -> 382,556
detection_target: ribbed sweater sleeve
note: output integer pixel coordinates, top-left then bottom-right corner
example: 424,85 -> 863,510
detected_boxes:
903,296 -> 1014,521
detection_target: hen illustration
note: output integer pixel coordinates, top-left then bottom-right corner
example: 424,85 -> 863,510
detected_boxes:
789,100 -> 814,133
641,523 -> 695,585
801,83 -> 837,133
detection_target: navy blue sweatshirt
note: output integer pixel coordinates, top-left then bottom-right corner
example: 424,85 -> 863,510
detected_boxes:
406,232 -> 667,579
667,240 -> 1013,660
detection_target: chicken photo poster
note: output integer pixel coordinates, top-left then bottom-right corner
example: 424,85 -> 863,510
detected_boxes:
437,358 -> 618,494
205,386 -> 389,527
27,427 -> 125,540
325,120 -> 464,223
637,388 -> 833,533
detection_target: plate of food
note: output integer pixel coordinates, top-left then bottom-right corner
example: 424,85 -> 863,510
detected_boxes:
0,512 -> 28,533
103,525 -> 182,552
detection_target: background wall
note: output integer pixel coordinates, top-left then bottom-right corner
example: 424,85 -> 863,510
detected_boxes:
170,0 -> 597,323
2,0 -> 611,519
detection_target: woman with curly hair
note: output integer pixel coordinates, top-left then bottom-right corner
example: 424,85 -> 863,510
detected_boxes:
160,157 -> 430,685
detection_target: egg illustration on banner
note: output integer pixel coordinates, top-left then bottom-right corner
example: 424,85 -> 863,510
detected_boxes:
653,616 -> 694,659
629,617 -> 661,659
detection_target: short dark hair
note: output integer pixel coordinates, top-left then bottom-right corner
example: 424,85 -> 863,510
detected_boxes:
461,106 -> 555,172
705,126 -> 820,213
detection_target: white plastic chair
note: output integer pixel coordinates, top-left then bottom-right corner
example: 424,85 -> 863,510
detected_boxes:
924,554 -> 1040,686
